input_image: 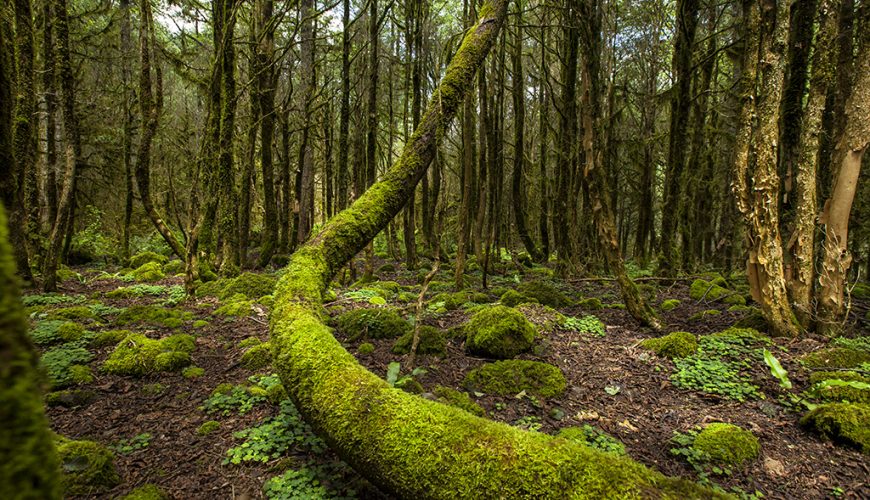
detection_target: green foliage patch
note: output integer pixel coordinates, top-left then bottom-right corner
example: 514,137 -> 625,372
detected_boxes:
557,425 -> 626,455
109,433 -> 152,455
41,341 -> 95,388
115,305 -> 193,328
263,461 -> 361,499
225,400 -> 326,464
562,315 -> 606,337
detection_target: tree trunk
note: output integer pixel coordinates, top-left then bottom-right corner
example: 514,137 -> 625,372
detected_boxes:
120,0 -> 134,263
216,0 -> 239,273
816,4 -> 869,335
256,0 -> 277,267
297,0 -> 316,246
554,4 -> 578,277
660,0 -> 699,275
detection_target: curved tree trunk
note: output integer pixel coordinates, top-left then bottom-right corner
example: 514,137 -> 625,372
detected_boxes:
269,2 -> 713,495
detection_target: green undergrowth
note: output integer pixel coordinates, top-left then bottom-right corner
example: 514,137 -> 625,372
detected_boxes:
102,333 -> 195,376
41,340 -> 94,388
129,251 -> 168,269
225,400 -> 326,464
264,460 -> 366,499
115,305 -> 193,328
464,360 -> 566,398
202,374 -> 286,416
21,293 -> 86,307
640,331 -> 698,359
516,281 -> 572,308
109,433 -> 152,455
196,272 -> 277,300
241,342 -> 273,370
689,279 -> 746,306
670,328 -> 770,401
561,315 -> 606,337
557,425 -> 626,456
800,347 -> 870,370
129,262 -> 165,282
214,293 -> 255,317
464,305 -> 536,359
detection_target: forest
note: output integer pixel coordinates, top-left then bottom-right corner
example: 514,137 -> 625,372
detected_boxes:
0,0 -> 868,497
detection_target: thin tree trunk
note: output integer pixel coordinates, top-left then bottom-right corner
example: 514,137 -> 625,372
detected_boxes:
120,0 -> 134,263
12,0 -> 36,282
256,0 -> 277,267
554,3 -> 578,277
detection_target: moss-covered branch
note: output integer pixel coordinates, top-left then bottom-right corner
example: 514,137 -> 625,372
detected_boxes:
270,1 -> 718,497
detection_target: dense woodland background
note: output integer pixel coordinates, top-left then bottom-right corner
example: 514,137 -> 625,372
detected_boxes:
1,0 -> 869,335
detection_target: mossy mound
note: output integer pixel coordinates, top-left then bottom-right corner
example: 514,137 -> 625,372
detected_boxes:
500,289 -> 532,307
639,331 -> 697,359
433,385 -> 485,416
119,484 -> 168,500
115,305 -> 192,328
377,263 -> 396,274
238,337 -> 263,349
91,329 -> 133,348
102,333 -> 195,376
214,293 -> 254,317
517,281 -> 572,308
689,279 -> 746,305
556,425 -> 626,455
464,360 -> 566,398
392,326 -> 447,355
692,423 -> 759,467
808,379 -> 870,404
800,403 -> 870,453
358,342 -> 375,355
129,251 -> 168,269
809,371 -> 869,385
334,308 -> 411,340
430,291 -> 487,310
464,305 -> 536,359
197,420 -> 221,436
732,308 -> 769,332
129,262 -> 165,282
56,438 -> 120,495
688,309 -> 721,321
57,322 -> 88,342
47,306 -> 97,321
800,347 -> 870,370
46,389 -> 97,408
182,366 -> 205,378
162,259 -> 185,275
577,297 -> 603,311
660,299 -> 681,312
241,342 -> 272,370
219,272 -> 277,299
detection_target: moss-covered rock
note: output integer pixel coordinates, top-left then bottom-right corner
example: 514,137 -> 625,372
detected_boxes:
577,297 -> 603,311
808,379 -> 870,404
47,305 -> 96,321
69,365 -> 94,384
464,305 -> 536,359
56,437 -> 120,495
500,289 -> 532,307
129,261 -> 165,282
115,305 -> 192,328
119,484 -> 168,500
358,342 -> 375,355
433,386 -> 485,416
102,333 -> 195,376
800,403 -> 869,453
45,389 -> 97,408
57,321 -> 88,342
91,329 -> 133,348
692,423 -> 759,467
639,331 -> 697,359
392,326 -> 446,355
689,279 -> 746,305
335,308 -> 411,340
214,293 -> 254,317
220,272 -> 277,299
241,342 -> 272,370
517,281 -> 572,308
800,347 -> 870,369
162,259 -> 185,275
182,366 -> 205,378
464,360 -> 566,398
197,420 -> 221,436
809,371 -> 869,385
130,251 -> 168,269
660,299 -> 681,312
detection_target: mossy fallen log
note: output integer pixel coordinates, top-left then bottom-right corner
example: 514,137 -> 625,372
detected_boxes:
269,2 -> 720,497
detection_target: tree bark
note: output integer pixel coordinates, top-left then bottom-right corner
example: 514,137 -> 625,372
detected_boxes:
256,0 -> 277,267
296,0 -> 316,246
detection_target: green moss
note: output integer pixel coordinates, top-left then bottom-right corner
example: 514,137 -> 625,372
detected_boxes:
266,382 -> 288,403
69,365 -> 94,384
115,305 -> 192,328
141,383 -> 166,396
163,259 -> 185,275
392,326 -> 446,355
464,360 -> 566,398
809,371 -> 869,385
688,309 -> 721,321
192,319 -> 209,329
239,337 -> 263,349
432,386 -> 485,416
41,343 -> 94,388
517,281 -> 572,308
259,295 -> 275,308
241,342 -> 272,370
45,389 -> 97,408
800,403 -> 870,453
639,332 -> 698,359
182,366 -> 205,378
57,321 -> 88,342
692,423 -> 759,467
102,333 -> 195,376
119,484 -> 168,500
660,299 -> 681,312
557,426 -> 626,456
377,263 -> 396,274
214,294 -> 254,317
335,308 -> 411,340
732,309 -> 768,332
91,329 -> 133,348
219,272 -> 277,299
130,261 -> 166,282
689,279 -> 745,305
47,305 -> 96,321
130,251 -> 168,269
197,420 -> 221,436
500,289 -> 532,307
56,438 -> 120,495
358,342 -> 375,355
851,283 -> 870,300
577,297 -> 603,311
56,267 -> 81,282
801,347 -> 870,369
464,305 -> 536,359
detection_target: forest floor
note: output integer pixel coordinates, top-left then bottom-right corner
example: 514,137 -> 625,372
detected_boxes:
25,255 -> 870,499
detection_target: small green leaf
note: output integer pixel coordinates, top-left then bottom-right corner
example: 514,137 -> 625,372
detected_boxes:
763,348 -> 792,389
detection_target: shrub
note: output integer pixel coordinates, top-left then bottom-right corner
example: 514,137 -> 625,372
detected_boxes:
465,306 -> 536,359
464,360 -> 566,398
639,331 -> 697,359
334,308 -> 411,340
102,333 -> 195,376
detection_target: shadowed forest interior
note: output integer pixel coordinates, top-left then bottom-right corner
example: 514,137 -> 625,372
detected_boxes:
0,0 -> 868,497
